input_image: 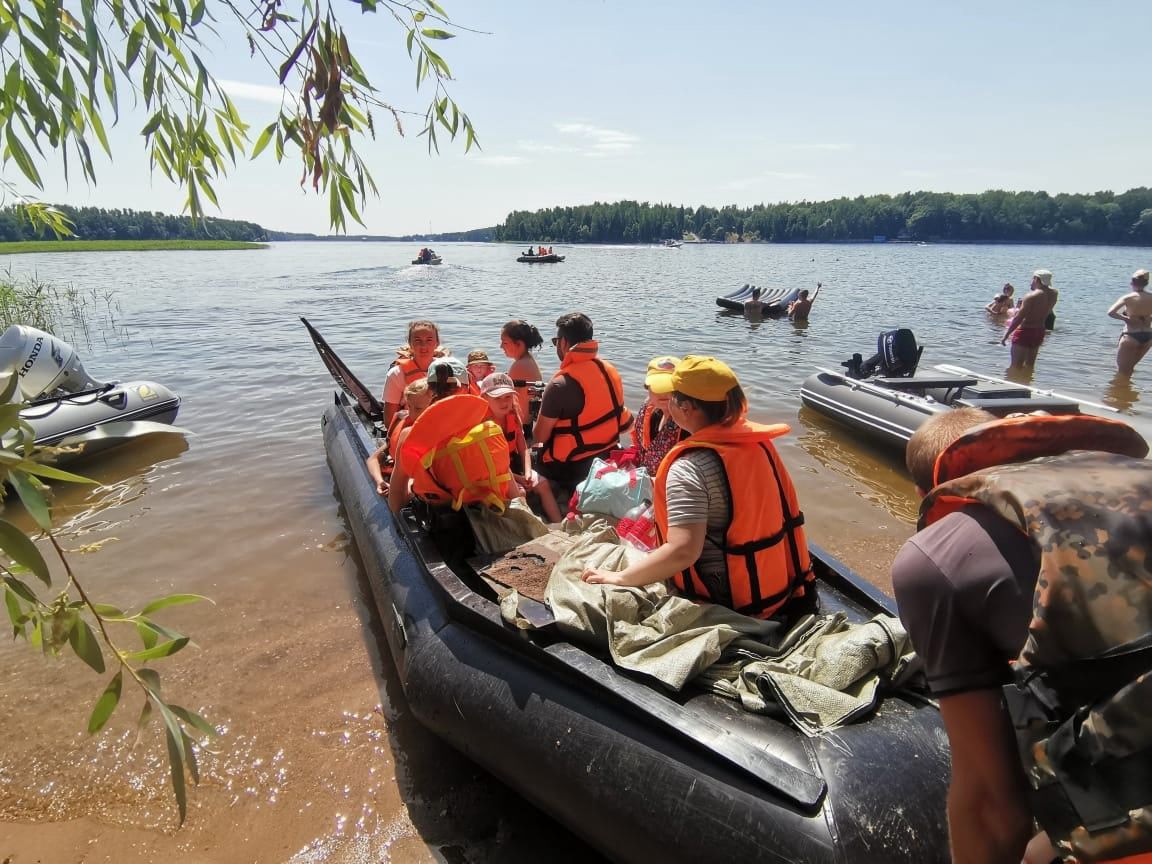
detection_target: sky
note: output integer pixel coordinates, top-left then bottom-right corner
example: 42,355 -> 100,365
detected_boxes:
26,0 -> 1152,235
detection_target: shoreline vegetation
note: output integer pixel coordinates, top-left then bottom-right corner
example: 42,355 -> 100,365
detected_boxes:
0,240 -> 267,254
494,188 -> 1152,247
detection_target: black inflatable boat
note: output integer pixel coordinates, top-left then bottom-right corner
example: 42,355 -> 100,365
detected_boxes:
517,253 -> 565,263
800,329 -> 1106,454
305,318 -> 950,864
716,283 -> 802,315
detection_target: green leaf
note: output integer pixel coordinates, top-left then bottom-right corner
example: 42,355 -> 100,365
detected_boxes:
140,594 -> 211,616
2,575 -> 39,604
123,636 -> 189,662
68,618 -> 105,673
164,722 -> 188,823
0,370 -> 19,404
9,470 -> 50,531
413,10 -> 425,22
137,667 -> 162,695
4,586 -> 26,636
11,461 -> 97,484
420,28 -> 454,40
141,111 -> 163,137
88,670 -> 122,732
5,127 -> 44,188
169,704 -> 215,737
250,122 -> 276,159
0,519 -> 49,585
125,20 -> 145,69
136,618 -> 158,649
90,603 -> 127,619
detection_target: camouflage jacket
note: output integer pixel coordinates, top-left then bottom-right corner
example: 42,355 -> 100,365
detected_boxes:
922,451 -> 1152,863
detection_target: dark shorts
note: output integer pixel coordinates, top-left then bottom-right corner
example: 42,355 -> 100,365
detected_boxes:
1122,330 -> 1152,345
892,507 -> 1039,697
1011,325 -> 1046,348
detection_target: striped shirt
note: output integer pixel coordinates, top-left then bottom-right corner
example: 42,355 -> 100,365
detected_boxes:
664,449 -> 731,605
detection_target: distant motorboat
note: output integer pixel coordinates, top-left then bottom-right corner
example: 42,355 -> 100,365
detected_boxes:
663,239 -> 683,248
412,249 -> 442,265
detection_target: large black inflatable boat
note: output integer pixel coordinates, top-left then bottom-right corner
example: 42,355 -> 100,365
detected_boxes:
305,318 -> 950,864
716,283 -> 802,315
800,329 -> 1103,454
0,325 -> 182,464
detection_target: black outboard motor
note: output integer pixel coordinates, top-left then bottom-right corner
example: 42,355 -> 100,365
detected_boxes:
842,329 -> 922,380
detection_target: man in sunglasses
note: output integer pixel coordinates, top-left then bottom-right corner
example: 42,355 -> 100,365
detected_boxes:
533,311 -> 633,503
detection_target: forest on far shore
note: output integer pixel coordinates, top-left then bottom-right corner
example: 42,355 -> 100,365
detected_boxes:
494,188 -> 1152,246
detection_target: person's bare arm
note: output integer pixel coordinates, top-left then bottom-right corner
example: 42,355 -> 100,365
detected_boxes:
812,282 -> 822,302
1108,294 -> 1133,321
366,445 -> 389,495
938,690 -> 1033,864
533,414 -> 558,446
384,401 -> 401,425
387,430 -> 413,513
582,523 -> 706,587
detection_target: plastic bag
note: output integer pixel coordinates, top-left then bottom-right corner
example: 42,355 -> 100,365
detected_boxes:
572,457 -> 654,519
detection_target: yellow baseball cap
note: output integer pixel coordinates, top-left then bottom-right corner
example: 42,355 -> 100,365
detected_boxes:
672,355 -> 739,401
644,356 -> 680,394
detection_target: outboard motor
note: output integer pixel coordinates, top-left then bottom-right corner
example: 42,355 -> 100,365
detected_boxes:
842,329 -> 922,380
0,325 -> 102,402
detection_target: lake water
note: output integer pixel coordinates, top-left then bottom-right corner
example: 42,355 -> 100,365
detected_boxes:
0,240 -> 1148,862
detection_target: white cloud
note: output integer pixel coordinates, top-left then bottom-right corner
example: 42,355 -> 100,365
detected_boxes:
516,139 -> 578,154
218,79 -> 290,106
554,122 -> 639,152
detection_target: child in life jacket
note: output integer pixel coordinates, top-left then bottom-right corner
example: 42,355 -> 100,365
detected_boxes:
366,378 -> 433,495
480,371 -> 562,522
466,350 -> 497,396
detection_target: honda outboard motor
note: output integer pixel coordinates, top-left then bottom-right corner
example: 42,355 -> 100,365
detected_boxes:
842,329 -> 921,380
0,325 -> 102,402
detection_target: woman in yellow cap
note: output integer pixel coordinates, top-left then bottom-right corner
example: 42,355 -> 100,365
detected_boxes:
631,355 -> 691,473
583,356 -> 816,621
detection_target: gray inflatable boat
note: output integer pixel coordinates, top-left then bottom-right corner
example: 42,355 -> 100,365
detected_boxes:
0,325 -> 182,464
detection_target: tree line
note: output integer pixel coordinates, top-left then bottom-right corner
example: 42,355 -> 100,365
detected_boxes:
0,205 -> 268,243
494,188 -> 1152,245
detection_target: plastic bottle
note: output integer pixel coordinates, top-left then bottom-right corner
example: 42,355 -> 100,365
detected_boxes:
619,502 -> 657,552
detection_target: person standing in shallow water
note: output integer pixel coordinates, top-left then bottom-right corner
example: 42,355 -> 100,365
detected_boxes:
1001,270 -> 1057,368
1108,268 -> 1152,375
787,283 -> 822,322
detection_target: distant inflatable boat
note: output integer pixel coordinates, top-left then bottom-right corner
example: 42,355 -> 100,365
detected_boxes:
412,256 -> 442,265
517,253 -> 565,263
716,283 -> 802,315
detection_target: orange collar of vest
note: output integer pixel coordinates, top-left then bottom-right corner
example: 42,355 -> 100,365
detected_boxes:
559,340 -> 599,370
932,413 -> 1149,486
686,418 -> 791,445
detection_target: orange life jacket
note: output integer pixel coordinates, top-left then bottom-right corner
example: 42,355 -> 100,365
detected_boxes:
391,355 -> 429,390
540,341 -> 633,464
653,420 -> 813,619
399,394 -> 514,511
636,402 -> 688,451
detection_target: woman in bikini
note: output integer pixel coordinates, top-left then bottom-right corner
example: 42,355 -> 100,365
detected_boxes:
985,282 -> 1014,316
499,319 -> 545,429
1108,269 -> 1152,375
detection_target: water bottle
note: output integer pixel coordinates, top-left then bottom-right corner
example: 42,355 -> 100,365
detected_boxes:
619,503 -> 657,552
